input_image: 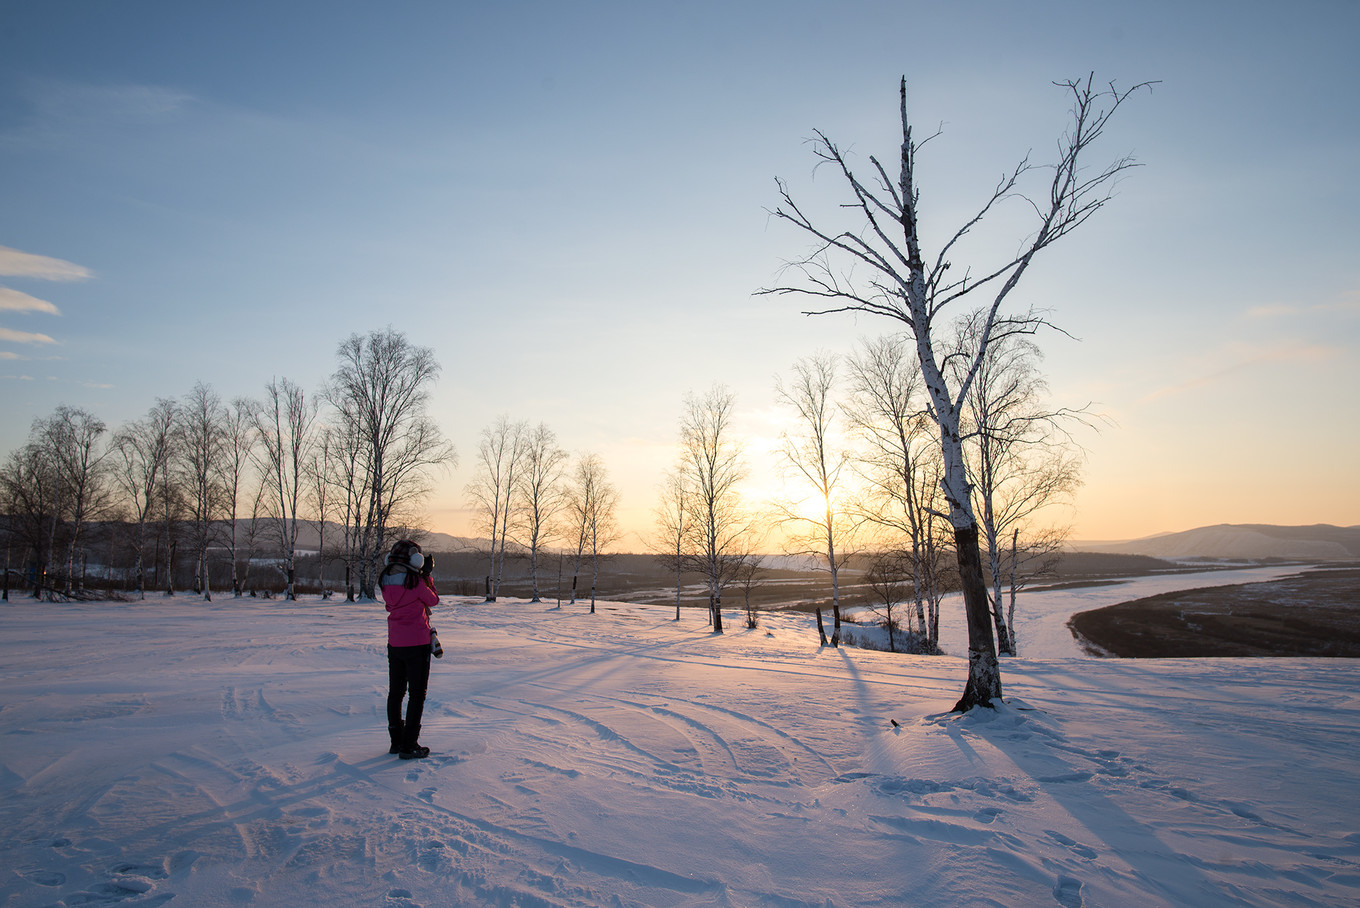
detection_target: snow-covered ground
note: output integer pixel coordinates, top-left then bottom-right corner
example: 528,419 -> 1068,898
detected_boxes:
3,566 -> 1358,907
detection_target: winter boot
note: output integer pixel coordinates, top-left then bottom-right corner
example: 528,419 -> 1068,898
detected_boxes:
399,724 -> 430,760
388,722 -> 405,755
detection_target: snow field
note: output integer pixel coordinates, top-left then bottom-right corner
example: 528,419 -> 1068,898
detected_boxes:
2,569 -> 1358,907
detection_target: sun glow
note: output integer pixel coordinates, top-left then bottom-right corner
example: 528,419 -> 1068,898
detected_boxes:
794,492 -> 831,525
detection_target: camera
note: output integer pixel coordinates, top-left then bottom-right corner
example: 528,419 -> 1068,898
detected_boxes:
420,553 -> 434,577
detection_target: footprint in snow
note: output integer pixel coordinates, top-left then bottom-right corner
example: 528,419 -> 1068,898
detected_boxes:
111,861 -> 169,879
1053,875 -> 1084,907
1045,830 -> 1098,859
19,869 -> 65,886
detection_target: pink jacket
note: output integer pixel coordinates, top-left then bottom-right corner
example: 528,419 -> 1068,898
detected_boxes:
382,567 -> 439,648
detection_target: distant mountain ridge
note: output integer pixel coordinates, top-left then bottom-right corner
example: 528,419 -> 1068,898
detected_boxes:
249,521 -> 477,554
1077,524 -> 1360,561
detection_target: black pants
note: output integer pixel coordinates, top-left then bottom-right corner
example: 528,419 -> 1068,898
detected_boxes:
387,644 -> 431,730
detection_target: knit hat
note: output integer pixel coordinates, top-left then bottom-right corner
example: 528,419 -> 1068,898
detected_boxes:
388,539 -> 423,569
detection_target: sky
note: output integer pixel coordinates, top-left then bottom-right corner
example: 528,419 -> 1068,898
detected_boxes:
1,0 -> 1357,548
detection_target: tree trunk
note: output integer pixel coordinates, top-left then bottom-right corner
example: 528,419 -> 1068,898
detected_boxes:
165,540 -> 175,596
951,523 -> 1003,712
1007,527 -> 1019,655
530,546 -> 541,603
828,524 -> 841,648
590,551 -> 598,614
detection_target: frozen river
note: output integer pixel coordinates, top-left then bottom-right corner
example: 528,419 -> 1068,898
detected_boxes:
932,563 -> 1313,660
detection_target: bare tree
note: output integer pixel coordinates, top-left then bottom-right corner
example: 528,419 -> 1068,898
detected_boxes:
177,383 -> 227,601
735,554 -> 766,629
0,430 -> 61,597
774,353 -> 855,647
863,549 -> 910,653
40,406 -> 111,595
0,408 -> 111,598
110,399 -> 178,599
956,315 -> 1085,654
516,422 -> 568,602
1002,524 -> 1068,652
676,385 -> 752,634
765,75 -> 1148,710
306,428 -> 337,596
240,473 -> 270,594
322,403 -> 366,600
843,335 -> 949,649
652,468 -> 691,621
1,512 -> 13,601
153,456 -> 186,595
861,548 -> 943,655
564,452 -> 617,613
254,378 -> 318,601
467,416 -> 527,601
584,458 -> 620,613
221,397 -> 257,597
327,328 -> 455,599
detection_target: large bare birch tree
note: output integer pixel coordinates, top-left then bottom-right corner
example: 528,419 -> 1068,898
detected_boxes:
765,75 -> 1147,710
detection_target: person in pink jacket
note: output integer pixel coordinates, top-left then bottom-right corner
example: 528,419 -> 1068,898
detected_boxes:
381,539 -> 439,759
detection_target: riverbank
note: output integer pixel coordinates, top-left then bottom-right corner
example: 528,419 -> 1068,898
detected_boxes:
1068,566 -> 1360,657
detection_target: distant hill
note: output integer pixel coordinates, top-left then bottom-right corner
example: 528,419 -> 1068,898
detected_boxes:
1077,524 -> 1360,561
248,521 -> 478,554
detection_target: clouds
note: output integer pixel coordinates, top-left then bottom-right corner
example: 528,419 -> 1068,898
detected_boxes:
0,327 -> 57,345
0,244 -> 89,355
0,245 -> 91,281
0,287 -> 62,315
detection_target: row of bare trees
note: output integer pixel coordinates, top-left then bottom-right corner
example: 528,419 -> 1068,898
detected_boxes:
465,417 -> 619,611
652,326 -> 1082,652
0,328 -> 454,601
